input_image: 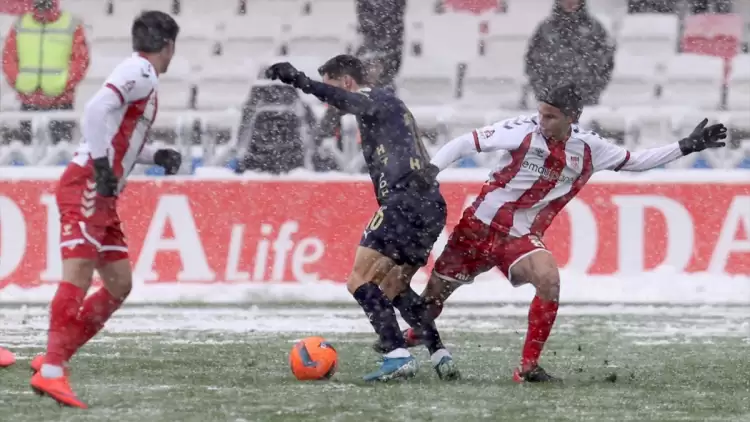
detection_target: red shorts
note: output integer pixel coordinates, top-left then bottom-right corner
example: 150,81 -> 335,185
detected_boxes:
56,163 -> 129,263
433,210 -> 548,286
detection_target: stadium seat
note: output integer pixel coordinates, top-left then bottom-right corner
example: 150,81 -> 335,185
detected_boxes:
727,54 -> 750,110
195,59 -> 257,111
0,14 -> 17,40
285,16 -> 355,58
505,0 -> 554,19
218,16 -> 285,59
480,15 -> 541,68
406,0 -> 439,18
88,17 -> 133,58
599,53 -> 657,108
174,17 -> 219,59
111,0 -> 172,16
64,0 -> 111,20
157,56 -> 194,110
74,56 -> 123,110
179,0 -> 241,18
618,13 -> 679,62
246,0 -> 303,17
660,54 -> 724,110
460,57 -> 525,109
306,0 -> 357,23
406,14 -> 482,62
395,56 -> 458,110
681,13 -> 743,60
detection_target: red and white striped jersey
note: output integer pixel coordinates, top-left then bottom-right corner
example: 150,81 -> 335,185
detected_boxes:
431,114 -> 683,237
72,53 -> 159,192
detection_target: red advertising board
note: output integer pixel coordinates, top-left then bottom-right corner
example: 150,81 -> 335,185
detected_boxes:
0,176 -> 748,288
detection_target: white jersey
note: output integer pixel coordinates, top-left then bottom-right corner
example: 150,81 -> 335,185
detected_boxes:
72,53 -> 159,190
431,114 -> 684,237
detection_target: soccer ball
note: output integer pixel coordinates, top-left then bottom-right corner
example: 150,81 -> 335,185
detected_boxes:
289,336 -> 338,380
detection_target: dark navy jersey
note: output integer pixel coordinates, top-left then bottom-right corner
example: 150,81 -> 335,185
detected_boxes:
301,81 -> 441,205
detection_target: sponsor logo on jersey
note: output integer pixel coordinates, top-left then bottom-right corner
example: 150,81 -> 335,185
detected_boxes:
522,160 -> 576,184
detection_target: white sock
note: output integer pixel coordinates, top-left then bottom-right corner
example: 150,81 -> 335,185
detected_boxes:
430,349 -> 451,367
384,348 -> 410,359
40,364 -> 64,379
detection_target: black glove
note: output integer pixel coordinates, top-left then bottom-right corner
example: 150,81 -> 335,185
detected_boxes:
154,149 -> 182,175
678,118 -> 727,155
265,62 -> 311,91
92,157 -> 118,197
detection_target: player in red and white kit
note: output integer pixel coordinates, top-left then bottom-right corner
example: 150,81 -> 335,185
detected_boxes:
379,84 -> 728,382
29,11 -> 182,408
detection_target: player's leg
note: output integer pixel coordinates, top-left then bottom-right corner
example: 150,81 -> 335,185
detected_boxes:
502,236 -> 561,383
380,264 -> 459,380
347,246 -> 417,381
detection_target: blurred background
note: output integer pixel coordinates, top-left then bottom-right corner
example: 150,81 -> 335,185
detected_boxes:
0,0 -> 748,174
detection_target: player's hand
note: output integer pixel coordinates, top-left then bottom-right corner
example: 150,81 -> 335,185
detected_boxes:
265,62 -> 311,90
678,118 -> 727,155
154,149 -> 182,175
92,157 -> 118,197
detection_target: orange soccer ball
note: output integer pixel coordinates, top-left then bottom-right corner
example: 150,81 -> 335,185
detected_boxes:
289,336 -> 338,381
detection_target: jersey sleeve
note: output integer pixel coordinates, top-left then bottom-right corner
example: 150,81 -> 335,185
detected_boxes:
472,116 -> 530,153
104,59 -> 156,104
586,132 -> 631,172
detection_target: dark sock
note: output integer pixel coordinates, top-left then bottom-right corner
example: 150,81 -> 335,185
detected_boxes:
392,288 -> 445,355
353,282 -> 406,353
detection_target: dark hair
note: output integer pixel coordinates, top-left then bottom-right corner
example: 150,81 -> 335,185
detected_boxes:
317,54 -> 366,84
132,11 -> 180,53
539,83 -> 583,119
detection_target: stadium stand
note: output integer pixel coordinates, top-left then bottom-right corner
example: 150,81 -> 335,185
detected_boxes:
0,0 -> 747,171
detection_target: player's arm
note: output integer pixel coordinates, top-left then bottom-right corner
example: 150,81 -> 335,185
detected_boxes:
430,117 -> 527,171
591,119 -> 727,172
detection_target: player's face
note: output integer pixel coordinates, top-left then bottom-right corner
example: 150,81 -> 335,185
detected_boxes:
538,102 -> 572,141
159,41 -> 176,73
560,0 -> 581,12
322,74 -> 357,92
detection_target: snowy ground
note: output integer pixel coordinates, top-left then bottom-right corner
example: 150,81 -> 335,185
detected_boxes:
1,304 -> 749,422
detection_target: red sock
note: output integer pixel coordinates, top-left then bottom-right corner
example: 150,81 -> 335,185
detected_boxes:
521,295 -> 559,370
45,282 -> 86,366
64,287 -> 126,361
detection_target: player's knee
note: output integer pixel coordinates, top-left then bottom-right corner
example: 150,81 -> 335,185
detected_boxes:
61,259 -> 97,289
531,269 -> 560,301
346,272 -> 368,295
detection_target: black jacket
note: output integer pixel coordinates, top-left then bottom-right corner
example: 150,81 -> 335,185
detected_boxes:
524,0 -> 616,105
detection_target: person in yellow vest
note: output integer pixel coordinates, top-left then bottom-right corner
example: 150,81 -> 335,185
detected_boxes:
2,0 -> 89,144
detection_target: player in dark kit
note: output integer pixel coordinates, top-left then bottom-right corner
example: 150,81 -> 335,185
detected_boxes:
267,55 -> 459,381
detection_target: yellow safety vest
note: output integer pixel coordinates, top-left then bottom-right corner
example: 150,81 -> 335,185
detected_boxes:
14,12 -> 76,97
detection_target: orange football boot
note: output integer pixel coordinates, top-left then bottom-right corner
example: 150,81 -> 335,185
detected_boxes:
30,372 -> 88,409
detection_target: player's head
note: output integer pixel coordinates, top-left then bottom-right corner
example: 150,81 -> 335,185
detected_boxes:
132,11 -> 180,73
318,54 -> 367,92
32,0 -> 55,11
558,0 -> 583,13
538,83 -> 582,141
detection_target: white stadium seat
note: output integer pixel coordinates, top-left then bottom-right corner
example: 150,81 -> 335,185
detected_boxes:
480,15 -> 542,69
74,56 -> 123,110
617,13 -> 679,60
111,0 -> 172,17
599,53 -> 658,108
219,16 -> 285,59
406,14 -> 482,62
505,0 -> 554,20
727,54 -> 750,111
246,0 -> 303,17
285,16 -> 355,58
63,0 -> 111,20
460,57 -> 525,109
660,54 -> 725,110
195,59 -> 257,111
173,17 -> 219,59
306,0 -> 357,24
395,56 -> 458,109
88,17 -> 133,58
157,56 -> 194,110
179,0 -> 241,18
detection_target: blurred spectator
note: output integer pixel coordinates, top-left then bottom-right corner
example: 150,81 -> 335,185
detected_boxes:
627,0 -> 678,13
2,0 -> 89,144
690,0 -> 732,13
525,0 -> 615,106
311,0 -> 406,171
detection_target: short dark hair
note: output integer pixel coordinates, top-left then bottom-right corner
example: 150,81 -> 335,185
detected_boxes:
132,11 -> 180,53
539,83 -> 583,119
317,54 -> 367,84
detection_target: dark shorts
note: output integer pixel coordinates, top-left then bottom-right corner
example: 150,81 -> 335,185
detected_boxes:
359,192 -> 447,267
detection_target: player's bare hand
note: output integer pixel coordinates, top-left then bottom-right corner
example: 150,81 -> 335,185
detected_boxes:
154,149 -> 182,175
92,157 -> 118,197
679,118 -> 727,155
265,62 -> 310,89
